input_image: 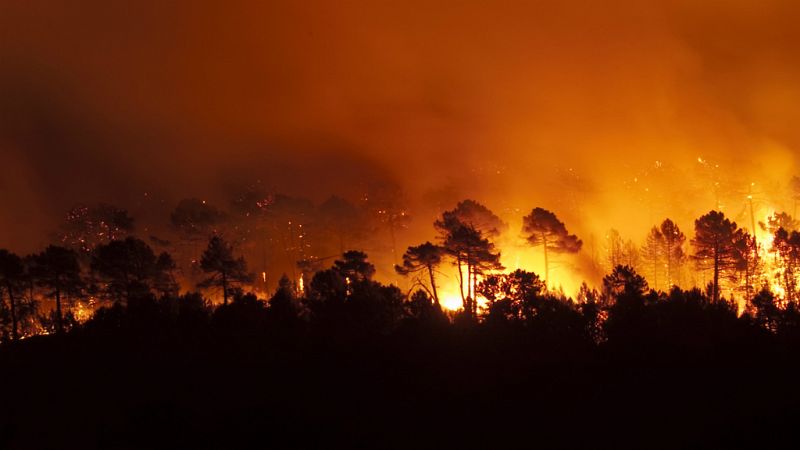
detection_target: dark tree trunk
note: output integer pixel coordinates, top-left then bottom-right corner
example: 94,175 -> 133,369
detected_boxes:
6,282 -> 19,341
222,271 -> 229,306
55,287 -> 64,334
713,246 -> 720,302
428,264 -> 439,306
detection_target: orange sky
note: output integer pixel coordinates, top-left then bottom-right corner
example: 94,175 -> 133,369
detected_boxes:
1,0 -> 799,269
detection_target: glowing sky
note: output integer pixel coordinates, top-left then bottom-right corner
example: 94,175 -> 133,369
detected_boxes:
1,0 -> 799,270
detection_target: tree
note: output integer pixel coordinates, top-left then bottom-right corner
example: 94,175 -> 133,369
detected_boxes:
170,198 -> 227,269
522,208 -> 582,285
435,209 -> 503,317
640,226 -> 664,291
749,288 -> 781,332
333,250 -> 376,283
198,236 -> 253,305
732,231 -> 763,302
439,199 -> 506,238
691,211 -> 744,302
91,237 -> 172,304
603,265 -> 648,300
760,212 -> 799,236
31,246 -> 84,334
771,228 -> 800,303
478,269 -> 547,323
0,250 -> 25,340
395,242 -> 445,305
58,203 -> 134,254
153,252 -> 180,298
659,219 -> 686,288
268,275 -> 299,322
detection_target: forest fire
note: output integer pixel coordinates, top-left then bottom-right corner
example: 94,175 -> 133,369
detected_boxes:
4,1 -> 800,448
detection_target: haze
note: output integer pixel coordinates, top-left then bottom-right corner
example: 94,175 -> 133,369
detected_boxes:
2,1 -> 799,289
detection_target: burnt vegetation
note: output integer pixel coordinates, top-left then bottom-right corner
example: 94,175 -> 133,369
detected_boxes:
3,194 -> 800,449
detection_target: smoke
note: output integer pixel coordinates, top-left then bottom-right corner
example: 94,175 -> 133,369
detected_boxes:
1,0 -> 799,280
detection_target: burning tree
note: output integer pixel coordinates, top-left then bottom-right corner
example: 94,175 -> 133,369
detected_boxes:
640,219 -> 688,291
691,211 -> 744,302
760,212 -> 799,236
58,203 -> 135,254
522,208 -> 582,286
771,228 -> 800,303
733,232 -> 764,302
605,229 -> 640,273
198,235 -> 253,306
659,219 -> 686,288
395,242 -> 445,305
640,226 -> 664,291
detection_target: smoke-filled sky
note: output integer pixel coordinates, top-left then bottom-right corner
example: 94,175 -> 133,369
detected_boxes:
2,0 -> 800,256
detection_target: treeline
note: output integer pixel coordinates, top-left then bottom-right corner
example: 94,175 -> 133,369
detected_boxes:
6,201 -> 800,449
5,194 -> 800,343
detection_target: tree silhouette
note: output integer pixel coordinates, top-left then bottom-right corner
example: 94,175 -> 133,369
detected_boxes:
438,199 -> 506,238
267,275 -> 299,323
30,246 -> 84,334
436,211 -> 503,317
760,212 -> 799,236
395,242 -> 444,305
771,227 -> 800,303
91,237 -> 174,304
153,252 -> 180,298
749,288 -> 781,332
640,226 -> 664,291
603,265 -> 648,299
0,250 -> 25,340
691,211 -> 743,302
522,208 -> 582,285
478,269 -> 546,323
333,250 -> 376,283
659,219 -> 686,288
733,231 -> 763,301
198,236 -> 253,305
170,198 -> 227,269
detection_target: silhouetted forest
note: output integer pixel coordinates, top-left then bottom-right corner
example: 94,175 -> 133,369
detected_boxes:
4,194 -> 800,449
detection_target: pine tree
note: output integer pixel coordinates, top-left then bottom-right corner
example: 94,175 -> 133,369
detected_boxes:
31,246 -> 85,334
691,211 -> 743,302
395,242 -> 445,305
640,226 -> 664,291
522,208 -> 582,286
198,236 -> 253,305
659,219 -> 686,288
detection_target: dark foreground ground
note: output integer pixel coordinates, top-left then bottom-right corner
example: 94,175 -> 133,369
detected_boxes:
1,326 -> 799,450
